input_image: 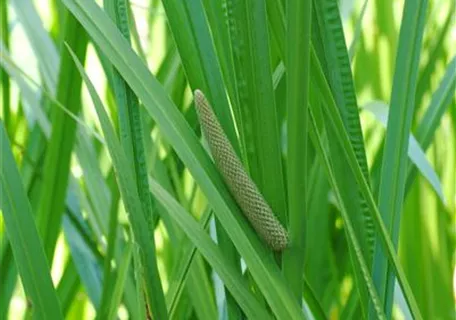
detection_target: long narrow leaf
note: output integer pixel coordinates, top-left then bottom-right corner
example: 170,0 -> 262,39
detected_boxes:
310,48 -> 423,320
100,1 -> 167,318
282,0 -> 312,302
373,0 -> 428,316
0,121 -> 63,320
67,46 -> 168,320
35,13 -> 89,261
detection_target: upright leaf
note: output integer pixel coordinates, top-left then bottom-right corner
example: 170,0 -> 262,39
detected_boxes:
372,0 -> 428,317
35,13 -> 88,261
282,0 -> 312,302
100,1 -> 167,318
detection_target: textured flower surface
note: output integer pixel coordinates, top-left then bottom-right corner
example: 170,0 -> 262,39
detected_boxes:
194,90 -> 288,251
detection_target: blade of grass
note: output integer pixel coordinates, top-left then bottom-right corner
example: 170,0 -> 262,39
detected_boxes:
370,54 -> 455,204
125,0 -> 147,63
372,0 -> 428,317
104,172 -> 140,320
35,12 -> 89,261
0,121 -> 63,319
307,109 -> 386,319
313,0 -> 373,261
310,47 -> 423,320
0,52 -> 107,144
311,1 -> 374,314
186,254 -> 218,320
67,45 -> 170,320
100,1 -> 167,318
282,0 -> 312,302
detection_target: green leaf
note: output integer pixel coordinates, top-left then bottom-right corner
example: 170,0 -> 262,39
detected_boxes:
35,13 -> 89,261
313,0 -> 373,260
282,0 -> 312,302
312,1 -> 374,314
66,45 -> 169,320
309,48 -> 423,320
307,110 -> 386,320
372,0 -> 428,316
99,1 -> 167,318
0,121 -> 63,320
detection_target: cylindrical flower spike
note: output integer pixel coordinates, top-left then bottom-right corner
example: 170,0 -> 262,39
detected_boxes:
194,90 -> 288,251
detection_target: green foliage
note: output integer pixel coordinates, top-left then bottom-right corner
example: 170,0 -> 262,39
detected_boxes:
0,0 -> 454,319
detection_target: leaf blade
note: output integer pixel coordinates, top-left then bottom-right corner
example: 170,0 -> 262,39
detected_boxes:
0,121 -> 63,320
